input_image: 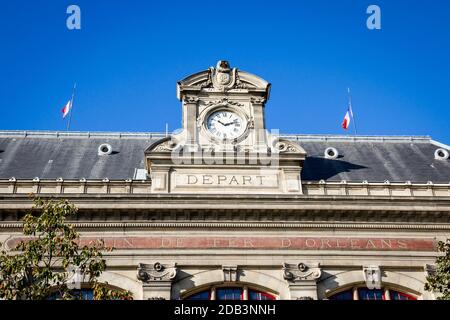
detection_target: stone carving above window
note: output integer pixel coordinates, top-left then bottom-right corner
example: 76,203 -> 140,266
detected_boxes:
222,265 -> 239,282
363,265 -> 382,289
282,262 -> 321,282
137,262 -> 178,282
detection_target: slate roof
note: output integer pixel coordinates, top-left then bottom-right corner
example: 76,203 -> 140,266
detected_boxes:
0,131 -> 449,183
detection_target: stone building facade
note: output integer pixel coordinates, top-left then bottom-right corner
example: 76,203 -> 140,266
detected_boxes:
1,61 -> 450,300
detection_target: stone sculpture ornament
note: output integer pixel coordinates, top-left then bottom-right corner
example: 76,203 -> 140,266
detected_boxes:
151,139 -> 178,152
282,262 -> 321,282
273,139 -> 302,153
210,60 -> 237,91
204,97 -> 244,107
136,262 -> 178,282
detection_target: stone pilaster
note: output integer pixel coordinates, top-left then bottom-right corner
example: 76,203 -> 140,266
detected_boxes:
250,96 -> 267,152
137,262 -> 178,300
182,96 -> 199,146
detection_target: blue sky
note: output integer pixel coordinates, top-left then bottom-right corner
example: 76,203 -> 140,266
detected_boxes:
1,1 -> 449,143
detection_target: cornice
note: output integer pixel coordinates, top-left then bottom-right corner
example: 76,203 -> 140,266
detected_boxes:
1,221 -> 449,231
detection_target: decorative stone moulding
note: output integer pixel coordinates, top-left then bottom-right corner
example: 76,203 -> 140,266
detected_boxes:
183,96 -> 199,105
273,138 -> 305,154
136,262 -> 178,283
282,262 -> 321,282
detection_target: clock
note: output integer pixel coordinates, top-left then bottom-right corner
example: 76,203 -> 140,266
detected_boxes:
206,110 -> 246,141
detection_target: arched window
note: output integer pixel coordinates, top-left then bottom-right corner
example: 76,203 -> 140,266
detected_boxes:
328,289 -> 353,300
328,286 -> 417,300
48,283 -> 131,300
186,290 -> 211,300
184,286 -> 276,300
49,288 -> 94,300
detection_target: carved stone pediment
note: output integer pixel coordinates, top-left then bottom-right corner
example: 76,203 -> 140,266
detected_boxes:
137,262 -> 177,282
272,139 -> 306,154
145,137 -> 179,153
192,60 -> 258,91
177,60 -> 270,98
283,262 -> 321,282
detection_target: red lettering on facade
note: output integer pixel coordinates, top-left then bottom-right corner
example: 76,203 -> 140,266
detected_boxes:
5,236 -> 437,251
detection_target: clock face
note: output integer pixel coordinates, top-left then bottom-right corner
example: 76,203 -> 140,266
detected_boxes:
206,110 -> 246,140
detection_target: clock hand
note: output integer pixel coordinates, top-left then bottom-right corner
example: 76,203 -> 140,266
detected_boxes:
224,120 -> 239,126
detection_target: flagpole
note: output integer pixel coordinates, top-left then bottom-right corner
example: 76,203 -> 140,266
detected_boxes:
348,87 -> 358,135
66,83 -> 77,131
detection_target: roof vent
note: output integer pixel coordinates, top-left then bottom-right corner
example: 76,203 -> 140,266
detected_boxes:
324,147 -> 339,159
434,148 -> 449,161
98,143 -> 113,156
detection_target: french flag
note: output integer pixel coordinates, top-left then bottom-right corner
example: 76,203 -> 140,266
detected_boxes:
61,100 -> 72,118
342,105 -> 353,130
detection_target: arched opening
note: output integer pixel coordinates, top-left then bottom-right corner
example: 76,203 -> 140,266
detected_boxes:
327,284 -> 417,300
49,283 -> 132,300
182,284 -> 277,301
318,269 -> 426,300
172,269 -> 288,299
